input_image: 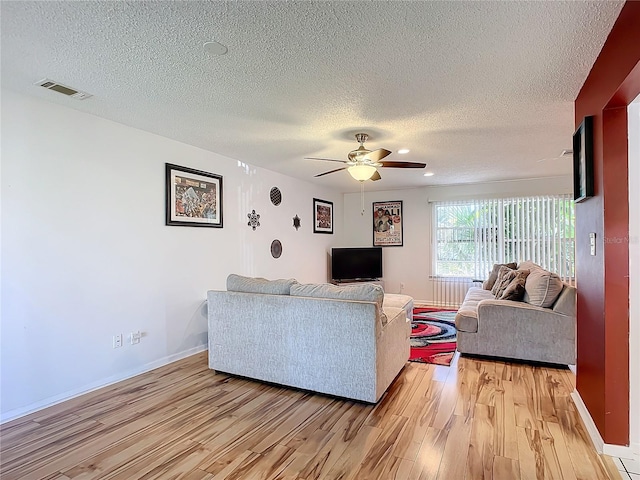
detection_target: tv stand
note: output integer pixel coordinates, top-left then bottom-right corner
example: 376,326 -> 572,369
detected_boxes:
331,279 -> 385,290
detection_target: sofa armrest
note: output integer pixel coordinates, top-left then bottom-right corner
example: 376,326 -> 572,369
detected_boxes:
375,306 -> 410,401
552,285 -> 576,317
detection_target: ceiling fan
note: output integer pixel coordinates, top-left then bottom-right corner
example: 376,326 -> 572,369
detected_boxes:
306,133 -> 426,181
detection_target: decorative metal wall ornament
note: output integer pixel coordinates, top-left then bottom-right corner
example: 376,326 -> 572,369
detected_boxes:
293,215 -> 301,230
270,239 -> 283,258
270,187 -> 282,206
247,210 -> 261,230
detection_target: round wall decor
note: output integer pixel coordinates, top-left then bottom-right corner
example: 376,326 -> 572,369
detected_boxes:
247,210 -> 261,230
270,239 -> 282,258
270,187 -> 282,206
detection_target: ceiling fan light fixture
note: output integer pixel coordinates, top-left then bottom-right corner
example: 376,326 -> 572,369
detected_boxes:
348,164 -> 377,181
398,148 -> 410,154
423,172 -> 435,177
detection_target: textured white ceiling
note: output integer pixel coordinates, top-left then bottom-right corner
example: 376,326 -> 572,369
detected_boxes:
0,1 -> 624,193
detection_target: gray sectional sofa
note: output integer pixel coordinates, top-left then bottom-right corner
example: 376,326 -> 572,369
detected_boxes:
207,275 -> 413,403
455,261 -> 576,365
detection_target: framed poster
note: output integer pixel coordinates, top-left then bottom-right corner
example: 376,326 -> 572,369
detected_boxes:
166,163 -> 223,227
313,198 -> 333,234
573,116 -> 594,203
373,200 -> 403,246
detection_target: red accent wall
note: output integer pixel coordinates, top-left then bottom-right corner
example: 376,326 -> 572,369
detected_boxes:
574,1 -> 640,445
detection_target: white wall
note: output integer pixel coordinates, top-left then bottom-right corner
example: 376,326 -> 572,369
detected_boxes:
341,188 -> 430,300
0,91 -> 343,421
342,177 -> 572,302
628,96 -> 640,457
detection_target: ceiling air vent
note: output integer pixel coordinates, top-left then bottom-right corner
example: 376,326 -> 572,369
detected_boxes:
35,78 -> 92,100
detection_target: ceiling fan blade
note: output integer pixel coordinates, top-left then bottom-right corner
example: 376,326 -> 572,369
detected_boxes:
370,170 -> 382,181
363,148 -> 392,162
314,167 -> 347,177
305,157 -> 348,164
379,161 -> 426,168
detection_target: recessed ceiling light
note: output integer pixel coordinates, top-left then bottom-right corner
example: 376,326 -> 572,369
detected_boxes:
423,172 -> 434,177
398,148 -> 410,154
204,41 -> 228,56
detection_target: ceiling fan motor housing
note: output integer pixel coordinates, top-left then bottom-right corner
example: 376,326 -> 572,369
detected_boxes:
355,133 -> 369,144
348,145 -> 371,163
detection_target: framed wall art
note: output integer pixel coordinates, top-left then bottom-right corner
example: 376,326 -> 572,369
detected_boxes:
313,198 -> 333,234
166,163 -> 223,227
573,116 -> 594,203
373,200 -> 403,247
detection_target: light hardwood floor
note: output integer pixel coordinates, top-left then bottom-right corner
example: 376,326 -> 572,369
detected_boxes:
0,352 -> 616,480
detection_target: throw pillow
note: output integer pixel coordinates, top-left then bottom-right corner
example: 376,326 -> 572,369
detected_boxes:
499,269 -> 531,301
483,262 -> 517,290
523,268 -> 564,308
492,266 -> 518,298
490,265 -> 515,296
518,260 -> 542,272
226,274 -> 298,295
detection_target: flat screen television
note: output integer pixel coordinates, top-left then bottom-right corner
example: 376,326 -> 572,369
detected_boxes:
331,247 -> 382,282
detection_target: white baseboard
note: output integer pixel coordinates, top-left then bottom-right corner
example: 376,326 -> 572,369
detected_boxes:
571,390 -> 635,460
0,345 -> 208,424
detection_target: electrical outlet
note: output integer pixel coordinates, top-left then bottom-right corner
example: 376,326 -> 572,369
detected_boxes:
113,334 -> 123,348
130,331 -> 141,345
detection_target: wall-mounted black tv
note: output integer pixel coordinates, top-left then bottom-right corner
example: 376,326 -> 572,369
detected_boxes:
331,247 -> 382,282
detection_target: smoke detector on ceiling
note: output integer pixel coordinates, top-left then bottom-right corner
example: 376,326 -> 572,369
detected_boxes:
35,78 -> 92,100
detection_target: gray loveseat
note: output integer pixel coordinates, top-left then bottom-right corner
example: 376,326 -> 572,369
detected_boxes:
455,261 -> 576,365
207,275 -> 413,403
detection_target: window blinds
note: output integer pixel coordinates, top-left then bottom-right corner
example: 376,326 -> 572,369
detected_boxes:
433,194 -> 575,284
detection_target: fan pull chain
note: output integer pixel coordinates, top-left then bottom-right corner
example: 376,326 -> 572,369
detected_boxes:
360,181 -> 365,215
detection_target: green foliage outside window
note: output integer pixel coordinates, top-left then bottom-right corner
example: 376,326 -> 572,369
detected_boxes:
434,196 -> 575,280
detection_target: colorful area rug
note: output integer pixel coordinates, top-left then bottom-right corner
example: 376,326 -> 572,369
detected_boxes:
410,307 -> 458,366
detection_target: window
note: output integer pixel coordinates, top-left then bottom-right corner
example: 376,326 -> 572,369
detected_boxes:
433,195 -> 575,283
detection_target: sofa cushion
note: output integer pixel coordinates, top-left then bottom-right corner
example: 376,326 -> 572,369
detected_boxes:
483,262 -> 517,290
289,283 -> 384,305
382,293 -> 413,310
523,268 -> 564,308
227,274 -> 298,295
499,269 -> 530,301
383,293 -> 414,320
291,282 -> 387,324
491,266 -> 515,296
291,282 -> 383,303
